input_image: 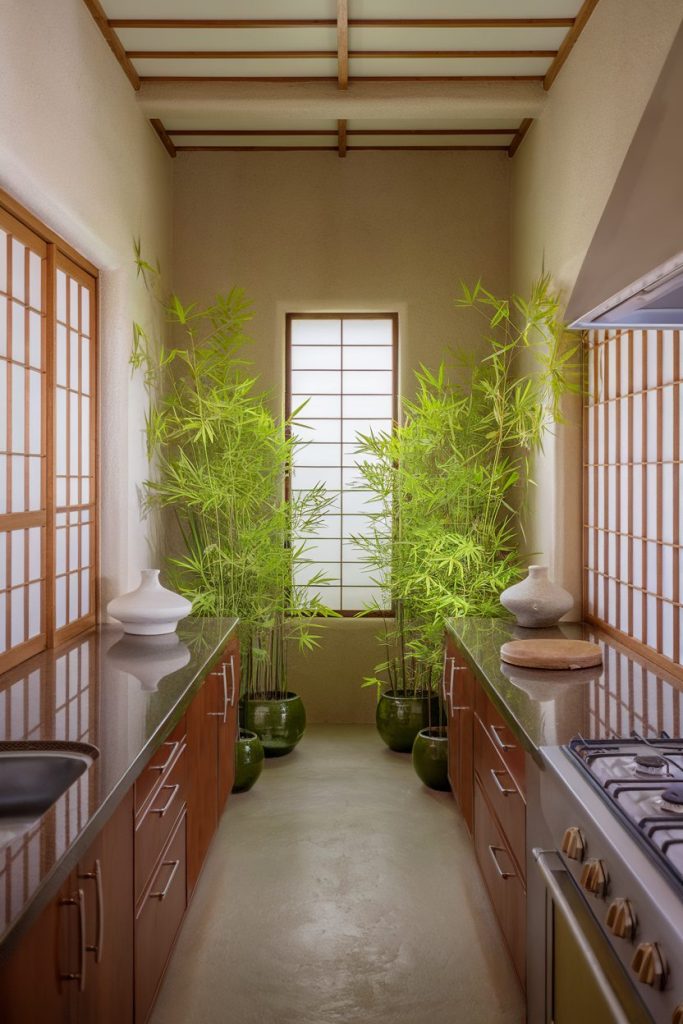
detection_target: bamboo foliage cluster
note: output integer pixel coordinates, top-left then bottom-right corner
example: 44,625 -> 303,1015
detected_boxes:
131,249 -> 336,699
353,276 -> 580,697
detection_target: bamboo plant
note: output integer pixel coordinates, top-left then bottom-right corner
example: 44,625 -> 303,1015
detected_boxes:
131,248 -> 336,702
353,275 -> 580,700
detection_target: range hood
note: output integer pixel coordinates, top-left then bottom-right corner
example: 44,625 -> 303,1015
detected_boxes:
566,20 -> 683,330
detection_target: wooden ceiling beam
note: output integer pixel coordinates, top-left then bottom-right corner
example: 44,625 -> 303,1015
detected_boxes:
508,117 -> 533,157
139,75 -> 545,84
150,118 -> 177,158
109,18 -> 574,29
81,0 -> 140,89
337,0 -> 349,90
128,49 -> 557,60
165,128 -> 518,137
174,145 -> 510,152
543,0 -> 600,90
338,119 -> 348,158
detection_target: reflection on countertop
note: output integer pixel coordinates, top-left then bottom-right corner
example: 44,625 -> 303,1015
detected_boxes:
447,617 -> 683,757
0,616 -> 238,952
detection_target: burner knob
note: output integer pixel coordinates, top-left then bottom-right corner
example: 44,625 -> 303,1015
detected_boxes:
580,858 -> 609,897
561,825 -> 586,861
605,898 -> 637,940
672,1005 -> 683,1024
631,942 -> 668,990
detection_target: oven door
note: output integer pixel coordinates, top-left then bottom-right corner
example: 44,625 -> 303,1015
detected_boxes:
534,851 -> 654,1024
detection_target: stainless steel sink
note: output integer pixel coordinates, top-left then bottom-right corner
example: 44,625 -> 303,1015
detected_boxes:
0,743 -> 98,825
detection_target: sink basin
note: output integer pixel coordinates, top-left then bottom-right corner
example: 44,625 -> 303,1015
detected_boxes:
0,743 -> 98,823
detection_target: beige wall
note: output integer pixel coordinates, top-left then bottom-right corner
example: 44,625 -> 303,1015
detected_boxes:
0,0 -> 173,608
173,150 -> 510,720
510,0 -> 683,615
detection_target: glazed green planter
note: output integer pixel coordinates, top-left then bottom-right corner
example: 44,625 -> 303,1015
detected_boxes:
244,692 -> 306,757
232,730 -> 265,793
412,726 -> 450,791
376,690 -> 440,753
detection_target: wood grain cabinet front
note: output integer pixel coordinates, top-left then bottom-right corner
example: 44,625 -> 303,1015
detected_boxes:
443,638 -> 474,834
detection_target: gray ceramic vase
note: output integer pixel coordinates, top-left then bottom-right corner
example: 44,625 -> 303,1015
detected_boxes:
500,565 -> 573,628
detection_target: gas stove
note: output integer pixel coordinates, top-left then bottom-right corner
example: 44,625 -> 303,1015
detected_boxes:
566,734 -> 683,891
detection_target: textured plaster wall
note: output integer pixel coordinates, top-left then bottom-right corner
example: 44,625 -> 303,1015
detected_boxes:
510,0 -> 683,615
0,0 -> 173,608
173,151 -> 510,720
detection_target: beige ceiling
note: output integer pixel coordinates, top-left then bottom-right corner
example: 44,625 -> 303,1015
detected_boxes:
83,0 -> 599,157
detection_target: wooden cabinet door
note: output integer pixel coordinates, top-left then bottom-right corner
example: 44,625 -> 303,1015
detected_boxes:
444,637 -> 475,834
76,789 -> 134,1024
217,641 -> 239,814
0,871 -> 76,1024
186,679 -> 219,895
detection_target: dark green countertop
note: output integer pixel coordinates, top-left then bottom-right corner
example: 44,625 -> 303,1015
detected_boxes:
0,616 -> 238,954
447,617 -> 683,761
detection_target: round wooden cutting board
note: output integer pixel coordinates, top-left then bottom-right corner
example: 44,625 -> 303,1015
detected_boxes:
500,638 -> 603,670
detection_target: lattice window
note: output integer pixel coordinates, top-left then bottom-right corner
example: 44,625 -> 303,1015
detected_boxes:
584,328 -> 681,674
286,314 -> 397,613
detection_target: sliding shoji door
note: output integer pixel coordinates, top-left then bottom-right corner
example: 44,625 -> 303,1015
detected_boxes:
584,328 -> 681,674
0,211 -> 47,672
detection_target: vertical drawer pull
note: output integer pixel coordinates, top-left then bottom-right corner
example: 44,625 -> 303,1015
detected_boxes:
228,654 -> 237,707
78,858 -> 104,962
151,783 -> 180,817
149,740 -> 180,774
488,844 -> 516,880
149,859 -> 181,901
490,724 -> 515,752
490,768 -> 516,797
59,888 -> 87,991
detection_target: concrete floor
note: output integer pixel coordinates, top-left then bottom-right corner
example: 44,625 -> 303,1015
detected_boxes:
151,726 -> 525,1024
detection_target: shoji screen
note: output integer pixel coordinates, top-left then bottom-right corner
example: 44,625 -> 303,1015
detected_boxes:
584,328 -> 681,672
286,314 -> 397,613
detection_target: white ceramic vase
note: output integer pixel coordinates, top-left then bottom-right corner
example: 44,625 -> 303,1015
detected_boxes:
499,565 -> 573,628
107,569 -> 192,635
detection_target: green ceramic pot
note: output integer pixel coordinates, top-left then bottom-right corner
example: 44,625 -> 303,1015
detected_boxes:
244,692 -> 306,757
375,690 -> 440,753
412,726 -> 450,791
232,730 -> 264,793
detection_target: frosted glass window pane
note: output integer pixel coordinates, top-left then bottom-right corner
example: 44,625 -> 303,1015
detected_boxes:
56,477 -> 67,506
343,395 -> 393,419
11,456 -> 25,513
342,465 -> 366,487
28,527 -> 41,580
0,455 -> 6,514
12,301 -> 24,363
299,585 -> 340,608
70,477 -> 79,505
29,253 -> 41,311
662,386 -> 674,461
290,371 -> 340,395
29,371 -> 41,454
646,597 -> 658,648
342,562 -> 375,586
343,441 -> 380,465
646,392 -> 658,460
343,370 -> 392,395
69,525 -> 79,570
297,538 -> 340,563
646,467 -> 657,537
631,467 -> 642,535
293,489 -> 340,514
607,347 -> 617,400
28,457 -> 41,511
11,530 -> 25,585
291,346 -> 340,370
11,239 -> 25,302
632,332 -> 643,392
344,489 -> 385,514
81,396 -> 89,474
11,587 -> 25,646
646,542 -> 658,593
293,419 -> 341,443
70,392 -> 79,471
343,419 -> 392,444
81,569 -> 90,615
647,338 -> 659,389
343,346 -> 393,370
0,596 -> 5,653
56,527 -> 66,575
57,272 -> 67,323
619,333 -> 630,394
290,319 -> 340,345
0,361 -> 6,449
69,572 -> 79,621
81,524 -> 90,568
341,586 -> 384,611
293,561 -> 340,585
69,279 -> 79,328
70,330 -> 79,388
662,465 -> 674,543
56,325 -> 67,386
343,514 -> 374,539
11,365 -> 25,452
80,288 -> 90,335
607,402 -> 616,463
28,582 -> 40,638
28,311 -> 41,369
56,389 -> 67,473
291,394 -> 341,419
295,515 -> 340,539
342,540 -> 365,562
662,546 -> 674,601
0,230 -> 6,292
343,320 -> 392,345
0,296 -> 6,356
662,603 -> 674,661
0,537 -> 5,590
295,443 -> 340,467
291,465 -> 340,490
81,337 -> 90,393
81,478 -> 90,504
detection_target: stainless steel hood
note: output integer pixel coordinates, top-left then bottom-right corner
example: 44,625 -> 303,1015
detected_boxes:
566,20 -> 683,330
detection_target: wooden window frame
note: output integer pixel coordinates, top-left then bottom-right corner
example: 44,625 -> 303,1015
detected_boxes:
0,189 -> 98,673
285,312 -> 398,617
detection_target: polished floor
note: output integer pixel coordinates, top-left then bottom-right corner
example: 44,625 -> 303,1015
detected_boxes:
151,726 -> 524,1024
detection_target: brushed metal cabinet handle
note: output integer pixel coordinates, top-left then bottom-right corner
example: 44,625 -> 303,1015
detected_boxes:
60,888 -> 87,992
228,654 -> 237,707
208,662 -> 230,723
490,723 -> 515,753
78,858 -> 104,963
488,844 -> 516,880
149,740 -> 180,774
490,768 -> 517,797
149,859 -> 181,901
151,783 -> 180,817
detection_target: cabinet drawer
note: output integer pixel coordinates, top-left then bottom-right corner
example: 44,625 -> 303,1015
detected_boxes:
474,782 -> 525,988
135,717 -> 186,815
135,810 -> 187,1024
135,740 -> 187,902
474,687 -> 525,795
474,716 -> 526,880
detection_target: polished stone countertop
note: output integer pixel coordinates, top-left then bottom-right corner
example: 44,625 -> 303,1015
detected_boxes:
0,616 -> 238,955
447,617 -> 683,760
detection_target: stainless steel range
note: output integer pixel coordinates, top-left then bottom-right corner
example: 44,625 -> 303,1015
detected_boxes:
528,734 -> 683,1024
